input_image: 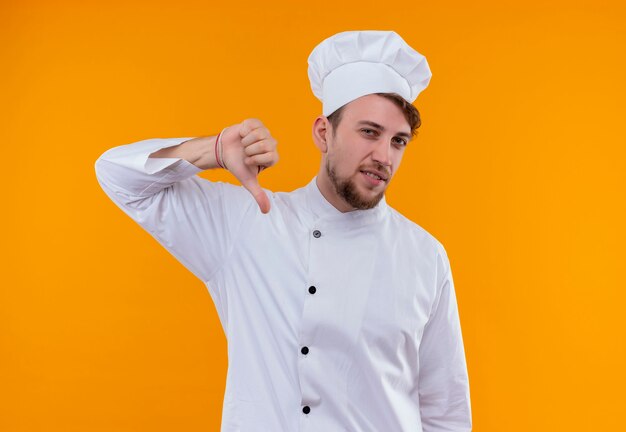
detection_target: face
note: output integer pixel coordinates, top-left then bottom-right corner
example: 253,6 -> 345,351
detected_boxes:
313,94 -> 412,212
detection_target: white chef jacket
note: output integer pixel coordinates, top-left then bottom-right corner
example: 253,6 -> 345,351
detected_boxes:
94,137 -> 472,432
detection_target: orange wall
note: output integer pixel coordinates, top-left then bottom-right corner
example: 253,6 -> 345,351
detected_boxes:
1,0 -> 625,430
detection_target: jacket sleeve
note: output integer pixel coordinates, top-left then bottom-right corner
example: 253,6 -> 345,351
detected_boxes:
418,246 -> 472,431
94,137 -> 255,285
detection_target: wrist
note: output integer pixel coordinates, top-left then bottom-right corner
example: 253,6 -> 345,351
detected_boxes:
219,125 -> 241,171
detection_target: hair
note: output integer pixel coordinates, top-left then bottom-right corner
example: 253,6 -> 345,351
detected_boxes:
326,92 -> 422,137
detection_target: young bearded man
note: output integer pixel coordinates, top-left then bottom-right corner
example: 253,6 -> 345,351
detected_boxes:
95,30 -> 472,432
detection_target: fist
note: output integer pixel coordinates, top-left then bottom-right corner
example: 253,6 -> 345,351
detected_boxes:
221,118 -> 279,214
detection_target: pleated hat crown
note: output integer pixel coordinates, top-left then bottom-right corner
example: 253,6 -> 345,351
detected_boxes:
307,30 -> 432,116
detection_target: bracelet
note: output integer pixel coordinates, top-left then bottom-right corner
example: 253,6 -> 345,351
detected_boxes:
215,127 -> 229,170
214,131 -> 223,169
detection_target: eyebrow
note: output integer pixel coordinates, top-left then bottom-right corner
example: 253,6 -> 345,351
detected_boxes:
356,120 -> 412,140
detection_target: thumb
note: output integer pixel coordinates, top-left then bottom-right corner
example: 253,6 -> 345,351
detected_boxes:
241,176 -> 271,214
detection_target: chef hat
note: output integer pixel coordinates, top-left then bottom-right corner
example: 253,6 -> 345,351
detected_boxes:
307,30 -> 432,116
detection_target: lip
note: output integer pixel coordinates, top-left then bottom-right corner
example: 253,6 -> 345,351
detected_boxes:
360,170 -> 386,186
360,169 -> 389,181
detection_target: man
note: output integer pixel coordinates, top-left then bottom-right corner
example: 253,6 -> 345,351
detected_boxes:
95,30 -> 472,431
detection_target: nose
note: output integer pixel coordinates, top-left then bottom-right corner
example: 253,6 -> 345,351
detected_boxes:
371,136 -> 392,167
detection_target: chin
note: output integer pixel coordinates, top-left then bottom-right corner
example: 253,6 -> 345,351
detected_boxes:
347,182 -> 386,210
327,161 -> 387,210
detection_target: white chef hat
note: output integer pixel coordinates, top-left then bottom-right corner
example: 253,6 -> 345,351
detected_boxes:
307,30 -> 432,116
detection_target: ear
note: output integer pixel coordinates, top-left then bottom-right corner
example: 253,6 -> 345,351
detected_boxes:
312,115 -> 330,153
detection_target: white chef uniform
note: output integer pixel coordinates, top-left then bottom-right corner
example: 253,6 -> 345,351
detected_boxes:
94,136 -> 472,431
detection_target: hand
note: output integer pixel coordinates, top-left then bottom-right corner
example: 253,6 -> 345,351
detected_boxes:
221,118 -> 279,214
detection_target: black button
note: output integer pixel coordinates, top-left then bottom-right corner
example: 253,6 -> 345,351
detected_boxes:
308,286 -> 316,294
301,346 -> 309,355
313,230 -> 321,238
302,405 -> 311,414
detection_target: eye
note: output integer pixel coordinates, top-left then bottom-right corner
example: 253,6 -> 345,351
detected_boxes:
361,128 -> 377,136
392,137 -> 407,146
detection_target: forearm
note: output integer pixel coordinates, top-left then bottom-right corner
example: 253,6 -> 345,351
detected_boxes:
95,137 -> 204,207
149,135 -> 220,171
95,118 -> 277,215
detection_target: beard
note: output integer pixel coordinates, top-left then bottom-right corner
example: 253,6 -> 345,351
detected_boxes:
326,159 -> 387,210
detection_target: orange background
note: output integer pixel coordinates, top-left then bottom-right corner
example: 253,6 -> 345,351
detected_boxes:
2,0 -> 625,431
